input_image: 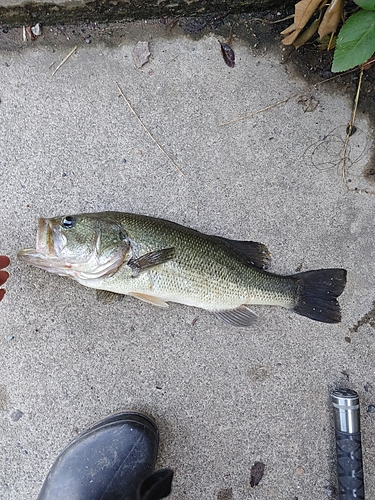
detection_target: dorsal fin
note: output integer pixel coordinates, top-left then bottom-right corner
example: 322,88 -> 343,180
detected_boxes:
212,236 -> 271,269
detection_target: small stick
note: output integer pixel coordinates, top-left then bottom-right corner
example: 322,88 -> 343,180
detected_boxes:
220,94 -> 297,126
52,45 -> 78,77
220,68 -> 360,126
347,68 -> 363,138
342,68 -> 364,186
116,82 -> 184,176
267,14 -> 294,24
227,25 -> 233,46
327,32 -> 335,51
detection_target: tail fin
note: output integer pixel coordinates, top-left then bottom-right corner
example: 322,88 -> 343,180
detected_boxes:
293,269 -> 347,323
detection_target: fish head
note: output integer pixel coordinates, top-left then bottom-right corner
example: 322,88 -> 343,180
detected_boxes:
18,213 -> 131,281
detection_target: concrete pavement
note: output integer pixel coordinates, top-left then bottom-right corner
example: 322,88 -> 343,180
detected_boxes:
0,19 -> 375,500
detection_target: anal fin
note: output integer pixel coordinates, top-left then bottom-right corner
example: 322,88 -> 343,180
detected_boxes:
213,305 -> 258,327
128,292 -> 169,308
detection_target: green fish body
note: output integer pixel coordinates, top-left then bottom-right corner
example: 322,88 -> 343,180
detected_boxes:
18,211 -> 347,327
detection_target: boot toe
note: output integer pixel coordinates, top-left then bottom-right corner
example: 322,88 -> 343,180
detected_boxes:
38,411 -> 159,500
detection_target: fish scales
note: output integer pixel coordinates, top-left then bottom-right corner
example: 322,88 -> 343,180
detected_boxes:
104,212 -> 296,309
18,211 -> 347,327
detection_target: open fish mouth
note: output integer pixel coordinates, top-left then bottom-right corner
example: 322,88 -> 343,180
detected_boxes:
35,218 -> 55,255
18,215 -> 129,280
17,218 -> 69,273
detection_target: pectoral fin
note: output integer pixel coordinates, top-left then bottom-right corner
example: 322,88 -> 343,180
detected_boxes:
213,305 -> 258,327
128,248 -> 175,276
128,292 -> 169,308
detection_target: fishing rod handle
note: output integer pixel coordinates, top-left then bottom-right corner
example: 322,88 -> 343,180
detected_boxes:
335,429 -> 364,500
331,389 -> 365,500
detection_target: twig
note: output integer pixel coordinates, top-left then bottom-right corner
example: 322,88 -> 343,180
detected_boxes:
52,45 -> 78,77
342,68 -> 363,186
267,14 -> 295,24
220,94 -> 298,126
327,32 -> 335,51
347,68 -> 363,138
116,82 -> 184,176
219,68 -> 359,126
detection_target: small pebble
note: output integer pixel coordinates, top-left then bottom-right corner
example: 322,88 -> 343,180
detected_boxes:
31,23 -> 41,37
11,409 -> 24,422
295,466 -> 304,475
6,335 -> 14,341
367,404 -> 375,413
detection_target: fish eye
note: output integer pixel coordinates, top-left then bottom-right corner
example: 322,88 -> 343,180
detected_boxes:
62,216 -> 76,229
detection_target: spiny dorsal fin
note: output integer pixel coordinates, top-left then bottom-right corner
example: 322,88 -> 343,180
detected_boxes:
212,236 -> 271,270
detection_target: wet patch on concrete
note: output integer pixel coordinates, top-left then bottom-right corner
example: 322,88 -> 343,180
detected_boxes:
349,301 -> 375,333
217,487 -> 233,500
364,154 -> 375,185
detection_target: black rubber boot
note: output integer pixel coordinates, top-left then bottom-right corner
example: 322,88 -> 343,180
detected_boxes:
137,469 -> 174,500
37,411 -> 160,500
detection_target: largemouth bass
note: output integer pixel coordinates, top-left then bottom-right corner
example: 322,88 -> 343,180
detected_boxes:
18,212 -> 347,327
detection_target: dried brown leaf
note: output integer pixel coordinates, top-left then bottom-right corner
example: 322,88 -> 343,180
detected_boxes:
282,28 -> 301,45
294,18 -> 320,48
294,0 -> 323,28
250,462 -> 265,487
361,55 -> 375,71
132,41 -> 150,68
282,0 -> 322,46
220,42 -> 235,68
280,22 -> 297,36
318,0 -> 344,38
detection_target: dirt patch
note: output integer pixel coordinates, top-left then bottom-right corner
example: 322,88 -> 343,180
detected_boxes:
349,301 -> 375,333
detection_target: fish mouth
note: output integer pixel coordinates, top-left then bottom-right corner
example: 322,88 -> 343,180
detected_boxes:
18,218 -> 67,272
36,218 -> 55,255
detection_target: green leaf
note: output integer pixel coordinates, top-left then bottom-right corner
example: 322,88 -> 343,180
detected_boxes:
332,10 -> 375,72
354,0 -> 375,10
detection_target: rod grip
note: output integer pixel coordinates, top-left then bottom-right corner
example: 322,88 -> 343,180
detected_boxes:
335,429 -> 364,499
